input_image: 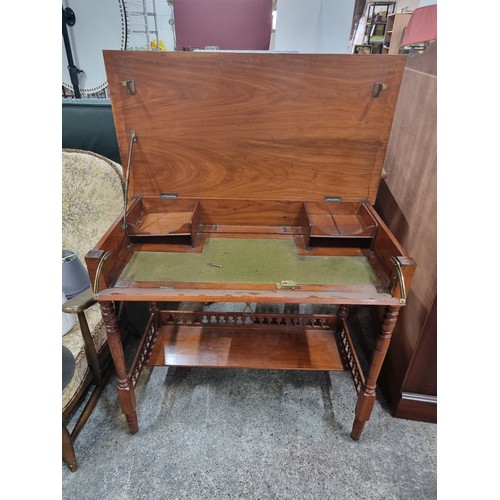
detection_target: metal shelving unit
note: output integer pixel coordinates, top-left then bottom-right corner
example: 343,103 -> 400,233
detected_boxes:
364,2 -> 395,54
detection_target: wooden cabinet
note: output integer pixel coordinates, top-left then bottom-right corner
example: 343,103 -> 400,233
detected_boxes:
383,13 -> 412,55
375,42 -> 437,422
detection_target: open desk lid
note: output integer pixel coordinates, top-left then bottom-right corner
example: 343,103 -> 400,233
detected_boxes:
104,51 -> 406,204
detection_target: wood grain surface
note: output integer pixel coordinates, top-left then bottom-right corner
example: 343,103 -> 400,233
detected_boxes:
104,51 -> 406,204
147,325 -> 345,370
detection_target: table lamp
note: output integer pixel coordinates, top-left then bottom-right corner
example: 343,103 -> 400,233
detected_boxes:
62,249 -> 91,299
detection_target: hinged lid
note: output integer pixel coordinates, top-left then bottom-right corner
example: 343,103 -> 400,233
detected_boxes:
104,51 -> 406,204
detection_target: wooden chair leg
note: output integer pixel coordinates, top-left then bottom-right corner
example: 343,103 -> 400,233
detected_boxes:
62,423 -> 77,472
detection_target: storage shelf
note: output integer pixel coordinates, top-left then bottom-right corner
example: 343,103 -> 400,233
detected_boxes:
131,212 -> 194,235
147,325 -> 346,371
383,12 -> 412,55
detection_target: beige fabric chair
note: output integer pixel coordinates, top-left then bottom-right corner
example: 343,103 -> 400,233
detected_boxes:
62,149 -> 124,471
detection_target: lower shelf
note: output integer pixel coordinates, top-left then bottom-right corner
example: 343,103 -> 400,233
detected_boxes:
147,325 -> 346,371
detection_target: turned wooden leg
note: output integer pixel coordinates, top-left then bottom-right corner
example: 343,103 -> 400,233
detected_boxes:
351,305 -> 400,441
100,301 -> 138,433
62,423 -> 77,471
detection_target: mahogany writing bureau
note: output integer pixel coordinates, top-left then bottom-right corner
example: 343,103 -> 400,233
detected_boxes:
87,51 -> 415,441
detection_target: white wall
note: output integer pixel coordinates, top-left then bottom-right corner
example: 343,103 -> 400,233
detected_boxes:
274,0 -> 355,53
394,0 -> 437,13
318,0 -> 355,53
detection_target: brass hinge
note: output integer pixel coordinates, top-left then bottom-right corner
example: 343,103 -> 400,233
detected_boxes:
276,280 -> 301,290
372,82 -> 387,97
122,79 -> 136,95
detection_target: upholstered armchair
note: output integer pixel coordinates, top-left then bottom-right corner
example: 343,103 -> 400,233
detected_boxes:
62,149 -> 124,471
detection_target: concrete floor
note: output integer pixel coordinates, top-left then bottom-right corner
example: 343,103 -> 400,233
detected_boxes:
62,304 -> 437,499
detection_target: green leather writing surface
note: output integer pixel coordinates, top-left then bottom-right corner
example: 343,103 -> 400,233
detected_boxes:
119,238 -> 380,286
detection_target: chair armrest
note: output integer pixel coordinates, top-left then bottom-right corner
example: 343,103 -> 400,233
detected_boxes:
62,287 -> 103,385
62,288 -> 95,314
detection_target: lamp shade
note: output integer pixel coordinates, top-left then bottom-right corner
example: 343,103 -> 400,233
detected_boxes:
62,249 -> 91,299
400,5 -> 437,47
62,292 -> 76,335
